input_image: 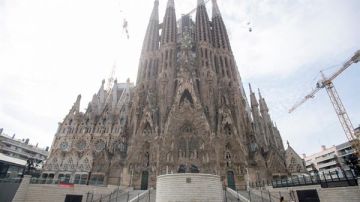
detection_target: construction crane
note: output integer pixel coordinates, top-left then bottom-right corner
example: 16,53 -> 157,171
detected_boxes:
289,50 -> 360,155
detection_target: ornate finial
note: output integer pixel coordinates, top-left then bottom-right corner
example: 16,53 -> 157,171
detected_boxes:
102,79 -> 105,86
198,0 -> 205,6
287,140 -> 290,146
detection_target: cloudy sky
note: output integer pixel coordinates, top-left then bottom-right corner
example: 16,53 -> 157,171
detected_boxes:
0,0 -> 359,156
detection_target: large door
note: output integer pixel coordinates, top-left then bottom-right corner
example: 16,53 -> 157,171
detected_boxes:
227,171 -> 236,190
140,171 -> 149,190
64,195 -> 82,202
296,190 -> 320,202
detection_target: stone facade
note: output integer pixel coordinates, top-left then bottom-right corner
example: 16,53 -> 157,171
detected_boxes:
285,142 -> 307,175
43,0 -> 287,189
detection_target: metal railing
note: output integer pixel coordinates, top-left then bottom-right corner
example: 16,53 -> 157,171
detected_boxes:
86,188 -> 154,202
224,185 -> 294,202
0,177 -> 22,183
271,170 -> 358,188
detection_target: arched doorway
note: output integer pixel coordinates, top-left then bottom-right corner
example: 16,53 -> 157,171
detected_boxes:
140,171 -> 149,190
227,171 -> 236,190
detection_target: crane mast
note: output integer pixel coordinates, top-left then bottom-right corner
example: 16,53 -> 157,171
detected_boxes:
289,50 -> 360,155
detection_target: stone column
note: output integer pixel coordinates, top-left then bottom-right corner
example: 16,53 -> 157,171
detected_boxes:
12,175 -> 31,202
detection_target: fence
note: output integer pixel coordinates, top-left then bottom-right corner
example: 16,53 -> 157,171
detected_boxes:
272,170 -> 358,188
0,177 -> 22,183
86,188 -> 154,202
224,185 -> 294,202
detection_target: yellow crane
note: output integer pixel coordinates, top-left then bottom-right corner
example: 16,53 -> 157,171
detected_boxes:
289,50 -> 360,154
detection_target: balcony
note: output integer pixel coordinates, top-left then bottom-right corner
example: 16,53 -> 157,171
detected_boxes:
318,160 -> 337,169
316,154 -> 337,163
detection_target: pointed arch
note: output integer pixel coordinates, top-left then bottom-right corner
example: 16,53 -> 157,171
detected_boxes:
224,123 -> 232,136
179,89 -> 194,106
143,122 -> 152,136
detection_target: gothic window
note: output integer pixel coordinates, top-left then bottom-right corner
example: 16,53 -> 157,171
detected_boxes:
178,138 -> 186,158
145,152 -> 150,167
225,152 -> 232,167
189,137 -> 199,159
60,142 -> 69,151
76,139 -> 87,151
180,90 -> 194,106
224,124 -> 232,136
181,123 -> 193,133
225,152 -> 231,160
114,141 -> 126,152
143,122 -> 151,136
94,139 -> 106,152
69,119 -> 73,125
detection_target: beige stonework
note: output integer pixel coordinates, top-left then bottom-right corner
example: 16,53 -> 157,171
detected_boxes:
43,0 -> 288,189
156,173 -> 223,202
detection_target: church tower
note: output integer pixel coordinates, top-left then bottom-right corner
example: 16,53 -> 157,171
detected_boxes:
124,0 -> 286,189
43,0 -> 288,190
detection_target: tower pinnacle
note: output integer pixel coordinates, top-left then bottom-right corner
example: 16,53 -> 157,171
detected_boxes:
212,0 -> 221,17
167,0 -> 174,8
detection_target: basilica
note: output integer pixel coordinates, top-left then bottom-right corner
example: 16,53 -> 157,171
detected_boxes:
43,0 -> 288,189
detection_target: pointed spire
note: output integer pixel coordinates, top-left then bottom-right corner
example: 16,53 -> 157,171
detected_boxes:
140,0 -> 160,53
249,83 -> 258,108
167,0 -> 174,8
249,83 -> 253,93
212,0 -> 221,17
151,0 -> 160,20
161,0 -> 177,45
258,88 -> 262,99
198,0 -> 205,6
195,0 -> 212,43
212,0 -> 231,51
258,89 -> 269,113
72,94 -> 81,113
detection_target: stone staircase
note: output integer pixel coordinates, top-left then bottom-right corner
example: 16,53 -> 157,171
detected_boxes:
91,189 -> 156,202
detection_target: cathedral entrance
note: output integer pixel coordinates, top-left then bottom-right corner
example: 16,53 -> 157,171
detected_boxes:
140,171 -> 149,190
227,171 -> 236,190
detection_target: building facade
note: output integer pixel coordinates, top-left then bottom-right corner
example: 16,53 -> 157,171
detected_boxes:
43,0 -> 288,189
285,142 -> 307,176
304,142 -> 359,177
0,130 -> 49,178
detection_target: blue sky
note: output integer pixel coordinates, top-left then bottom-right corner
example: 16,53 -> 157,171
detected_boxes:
0,0 -> 359,156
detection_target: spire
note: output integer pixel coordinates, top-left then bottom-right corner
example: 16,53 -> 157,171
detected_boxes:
249,84 -> 258,108
212,0 -> 221,17
258,89 -> 269,112
167,0 -> 174,8
72,94 -> 81,113
212,0 -> 231,51
258,88 -> 262,99
140,0 -> 160,53
195,0 -> 212,43
161,0 -> 177,45
198,0 -> 205,6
